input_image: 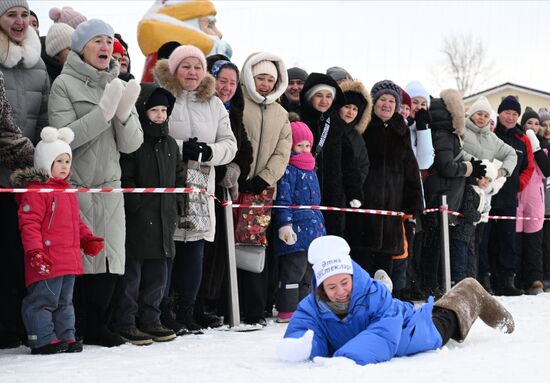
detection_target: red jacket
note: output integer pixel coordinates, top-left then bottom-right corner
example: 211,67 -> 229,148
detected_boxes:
13,169 -> 93,287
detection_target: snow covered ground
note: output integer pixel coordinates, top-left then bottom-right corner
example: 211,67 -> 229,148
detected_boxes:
1,294 -> 548,383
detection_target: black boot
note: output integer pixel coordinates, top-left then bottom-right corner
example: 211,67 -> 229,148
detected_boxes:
478,274 -> 494,295
160,298 -> 190,336
194,311 -> 223,329
176,305 -> 203,334
495,273 -> 524,296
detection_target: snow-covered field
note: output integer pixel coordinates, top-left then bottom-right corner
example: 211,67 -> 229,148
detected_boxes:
1,294 -> 548,383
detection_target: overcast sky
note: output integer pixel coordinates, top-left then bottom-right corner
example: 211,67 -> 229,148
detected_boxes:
28,1 -> 550,98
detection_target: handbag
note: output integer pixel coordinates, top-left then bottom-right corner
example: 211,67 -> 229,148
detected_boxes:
234,187 -> 274,246
179,159 -> 211,234
235,243 -> 265,273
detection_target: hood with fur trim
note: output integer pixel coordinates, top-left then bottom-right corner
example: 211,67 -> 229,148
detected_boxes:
339,79 -> 372,135
10,167 -> 50,188
241,52 -> 288,105
0,27 -> 41,69
429,89 -> 465,138
153,58 -> 216,101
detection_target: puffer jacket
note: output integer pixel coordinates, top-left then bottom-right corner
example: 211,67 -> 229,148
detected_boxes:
284,261 -> 442,366
48,51 -> 143,274
0,27 -> 49,144
154,59 -> 237,242
11,168 -> 94,287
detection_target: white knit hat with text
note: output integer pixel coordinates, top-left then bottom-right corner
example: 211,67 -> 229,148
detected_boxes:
308,236 -> 354,287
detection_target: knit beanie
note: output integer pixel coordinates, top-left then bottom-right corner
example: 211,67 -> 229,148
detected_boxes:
0,0 -> 28,17
113,38 -> 125,57
371,80 -> 402,112
29,9 -> 37,24
305,84 -> 336,102
405,80 -> 431,108
520,106 -> 539,127
287,67 -> 308,82
308,236 -> 354,287
145,88 -> 172,111
45,23 -> 74,57
34,127 -> 74,177
49,6 -> 87,29
497,95 -> 521,115
252,60 -> 278,80
538,107 -> 550,125
291,121 -> 314,147
71,19 -> 114,54
168,45 -> 206,75
467,96 -> 493,117
326,66 -> 352,83
400,89 -> 412,109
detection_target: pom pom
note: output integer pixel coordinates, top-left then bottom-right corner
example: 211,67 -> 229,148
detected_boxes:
57,127 -> 75,145
49,7 -> 61,22
40,127 -> 59,142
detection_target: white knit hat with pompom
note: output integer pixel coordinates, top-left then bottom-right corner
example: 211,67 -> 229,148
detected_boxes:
34,127 -> 74,176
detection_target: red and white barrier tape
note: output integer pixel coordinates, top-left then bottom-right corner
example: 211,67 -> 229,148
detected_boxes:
0,187 -> 202,194
225,202 -> 405,217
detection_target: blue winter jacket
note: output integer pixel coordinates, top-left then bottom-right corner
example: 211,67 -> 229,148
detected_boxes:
274,163 -> 326,256
284,262 -> 443,365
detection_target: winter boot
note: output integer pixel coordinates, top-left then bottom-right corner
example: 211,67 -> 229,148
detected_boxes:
544,280 -> 550,293
526,280 -> 544,296
66,340 -> 83,353
31,340 -> 68,355
140,324 -> 176,342
434,277 -> 515,341
160,298 -> 190,336
478,274 -> 494,295
118,328 -> 154,346
194,311 -> 223,329
176,305 -> 204,334
276,311 -> 294,323
495,273 -> 524,296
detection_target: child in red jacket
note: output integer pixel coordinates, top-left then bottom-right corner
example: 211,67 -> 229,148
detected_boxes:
11,127 -> 104,355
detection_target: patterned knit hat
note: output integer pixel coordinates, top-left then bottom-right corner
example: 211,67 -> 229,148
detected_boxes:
371,80 -> 402,112
45,23 -> 74,57
34,127 -> 74,177
0,0 -> 28,16
49,6 -> 87,29
308,236 -> 354,287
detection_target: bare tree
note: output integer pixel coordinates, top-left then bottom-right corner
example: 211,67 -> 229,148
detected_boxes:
440,33 -> 493,96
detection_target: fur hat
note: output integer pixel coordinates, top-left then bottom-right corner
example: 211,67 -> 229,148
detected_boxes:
308,236 -> 354,287
305,84 -> 336,102
326,66 -> 352,83
113,37 -> 125,57
291,121 -> 314,147
287,67 -> 308,82
498,95 -> 521,115
405,80 -> 431,108
71,19 -> 114,54
0,0 -> 28,17
371,80 -> 402,112
521,106 -> 539,127
34,127 -> 74,177
252,60 -> 278,80
538,107 -> 550,125
49,6 -> 87,29
467,96 -> 493,117
45,23 -> 74,57
168,45 -> 206,75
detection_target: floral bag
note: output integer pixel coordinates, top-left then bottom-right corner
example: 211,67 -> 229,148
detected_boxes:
234,187 -> 274,246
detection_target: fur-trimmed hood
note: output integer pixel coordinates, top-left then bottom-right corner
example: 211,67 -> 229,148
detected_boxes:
0,27 -> 41,69
241,52 -> 288,105
10,167 -> 50,188
429,89 -> 465,138
153,58 -> 216,101
339,79 -> 372,135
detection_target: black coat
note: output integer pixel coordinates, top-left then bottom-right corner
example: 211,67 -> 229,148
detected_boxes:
120,83 -> 184,259
450,182 -> 481,242
349,113 -> 423,255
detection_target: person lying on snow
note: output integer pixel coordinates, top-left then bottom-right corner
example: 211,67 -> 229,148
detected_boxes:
277,235 -> 515,366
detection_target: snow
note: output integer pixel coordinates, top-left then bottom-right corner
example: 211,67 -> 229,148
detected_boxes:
1,294 -> 548,383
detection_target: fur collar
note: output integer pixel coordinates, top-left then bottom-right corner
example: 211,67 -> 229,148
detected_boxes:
440,89 -> 465,138
0,27 -> 41,69
241,52 -> 288,105
10,167 -> 49,187
153,59 -> 216,101
339,79 -> 372,135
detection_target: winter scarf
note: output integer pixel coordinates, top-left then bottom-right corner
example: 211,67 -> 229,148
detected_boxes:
289,152 -> 315,171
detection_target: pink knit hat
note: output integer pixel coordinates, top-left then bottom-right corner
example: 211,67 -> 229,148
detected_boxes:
49,6 -> 87,29
291,121 -> 314,147
168,45 -> 207,75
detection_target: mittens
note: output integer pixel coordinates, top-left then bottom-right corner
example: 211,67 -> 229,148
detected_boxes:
278,225 -> 297,245
414,108 -> 431,131
219,162 -> 241,189
182,139 -> 213,162
239,176 -> 269,195
81,236 -> 105,257
470,158 -> 487,179
27,249 -> 52,276
313,356 -> 356,367
374,269 -> 393,292
277,329 -> 314,362
115,79 -> 141,123
525,129 -> 541,152
99,78 -> 124,121
349,199 -> 362,208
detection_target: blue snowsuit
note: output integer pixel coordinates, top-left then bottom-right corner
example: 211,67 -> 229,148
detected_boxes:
284,262 -> 443,365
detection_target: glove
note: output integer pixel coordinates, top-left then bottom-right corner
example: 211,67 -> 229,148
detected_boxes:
349,199 -> 362,208
470,158 -> 486,179
115,79 -> 141,123
219,162 -> 241,189
313,356 -> 356,367
525,129 -> 541,152
374,269 -> 393,292
27,249 -> 52,275
182,139 -> 213,162
240,176 -> 269,195
99,78 -> 124,121
81,236 -> 105,257
414,108 -> 432,131
276,329 -> 314,362
278,225 -> 297,245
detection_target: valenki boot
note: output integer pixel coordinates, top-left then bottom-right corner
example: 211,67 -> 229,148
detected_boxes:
434,277 -> 515,341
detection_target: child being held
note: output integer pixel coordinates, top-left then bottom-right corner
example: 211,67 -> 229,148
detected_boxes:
11,127 -> 104,354
274,121 -> 326,323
